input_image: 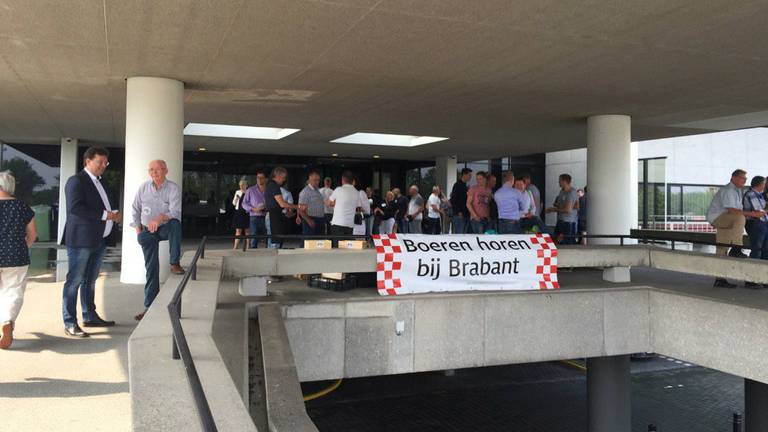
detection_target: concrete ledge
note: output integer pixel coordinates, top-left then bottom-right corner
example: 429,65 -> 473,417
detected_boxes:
257,303 -> 319,432
128,252 -> 257,432
224,244 -> 768,285
276,285 -> 768,386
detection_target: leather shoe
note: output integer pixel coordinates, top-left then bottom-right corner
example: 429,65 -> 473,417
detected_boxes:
728,248 -> 748,258
170,264 -> 185,275
134,310 -> 147,321
64,324 -> 89,338
714,278 -> 737,288
83,315 -> 115,327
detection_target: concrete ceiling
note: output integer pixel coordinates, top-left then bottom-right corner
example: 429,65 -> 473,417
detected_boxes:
1,0 -> 768,161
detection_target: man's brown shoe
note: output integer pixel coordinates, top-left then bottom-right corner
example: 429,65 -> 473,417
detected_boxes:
0,321 -> 14,349
134,310 -> 147,321
170,264 -> 185,275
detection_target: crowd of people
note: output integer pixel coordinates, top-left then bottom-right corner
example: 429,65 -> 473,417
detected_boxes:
229,166 -> 588,245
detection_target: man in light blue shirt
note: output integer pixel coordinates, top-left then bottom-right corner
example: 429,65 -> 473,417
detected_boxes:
131,160 -> 183,320
494,171 -> 530,234
707,169 -> 766,288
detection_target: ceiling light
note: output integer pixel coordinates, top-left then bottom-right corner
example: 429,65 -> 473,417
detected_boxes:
331,153 -> 338,157
331,132 -> 448,147
197,147 -> 207,152
184,123 -> 300,140
373,155 -> 380,159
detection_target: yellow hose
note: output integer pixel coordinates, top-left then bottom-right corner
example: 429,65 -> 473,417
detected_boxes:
303,379 -> 343,402
560,359 -> 587,372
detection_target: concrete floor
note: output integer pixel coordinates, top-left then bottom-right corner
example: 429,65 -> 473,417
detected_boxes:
0,271 -> 144,432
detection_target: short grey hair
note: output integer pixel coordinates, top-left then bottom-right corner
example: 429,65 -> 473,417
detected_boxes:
0,171 -> 16,195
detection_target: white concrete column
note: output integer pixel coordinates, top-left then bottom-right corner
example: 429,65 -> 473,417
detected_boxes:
587,115 -> 633,245
120,77 -> 184,285
435,155 -> 457,197
587,355 -> 631,432
746,379 -> 768,432
56,137 -> 79,282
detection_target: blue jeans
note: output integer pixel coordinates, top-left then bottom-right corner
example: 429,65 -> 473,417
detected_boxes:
746,219 -> 768,259
62,241 -> 106,326
137,220 -> 182,309
470,218 -> 489,234
451,215 -> 467,234
556,221 -> 578,244
498,219 -> 522,234
249,215 -> 267,248
302,216 -> 325,236
398,218 -> 409,234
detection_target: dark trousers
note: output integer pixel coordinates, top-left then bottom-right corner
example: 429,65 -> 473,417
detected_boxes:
555,221 -> 578,244
426,217 -> 441,234
398,218 -> 409,234
268,208 -> 288,248
498,219 -> 522,234
451,215 -> 467,234
746,219 -> 768,259
137,219 -> 182,308
302,216 -> 326,236
62,240 -> 106,326
330,224 -> 353,247
324,213 -> 333,235
470,218 -> 489,234
249,215 -> 267,248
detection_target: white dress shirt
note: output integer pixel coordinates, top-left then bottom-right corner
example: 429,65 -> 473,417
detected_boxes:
84,168 -> 113,238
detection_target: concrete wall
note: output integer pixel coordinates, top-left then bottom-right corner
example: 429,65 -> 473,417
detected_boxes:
277,287 -> 768,385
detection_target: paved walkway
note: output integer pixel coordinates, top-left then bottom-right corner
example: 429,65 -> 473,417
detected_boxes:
0,271 -> 144,432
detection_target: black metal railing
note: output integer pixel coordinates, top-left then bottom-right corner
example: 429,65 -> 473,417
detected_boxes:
167,236 -> 217,432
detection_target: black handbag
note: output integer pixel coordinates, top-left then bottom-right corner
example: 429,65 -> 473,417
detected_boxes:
354,213 -> 363,225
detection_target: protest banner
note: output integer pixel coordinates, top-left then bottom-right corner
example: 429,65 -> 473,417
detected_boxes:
372,233 -> 559,296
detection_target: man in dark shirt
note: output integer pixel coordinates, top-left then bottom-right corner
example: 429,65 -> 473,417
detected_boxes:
450,168 -> 472,234
265,167 -> 304,248
393,188 -> 410,233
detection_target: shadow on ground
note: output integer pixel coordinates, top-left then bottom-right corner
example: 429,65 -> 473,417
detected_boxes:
0,377 -> 128,398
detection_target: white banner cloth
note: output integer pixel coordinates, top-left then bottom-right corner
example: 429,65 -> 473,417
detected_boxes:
372,233 -> 558,296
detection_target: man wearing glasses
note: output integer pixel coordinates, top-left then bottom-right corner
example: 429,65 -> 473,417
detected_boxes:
61,146 -> 121,337
130,160 -> 184,321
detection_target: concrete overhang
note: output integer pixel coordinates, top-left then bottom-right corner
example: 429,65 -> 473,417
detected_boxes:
3,1 -> 768,159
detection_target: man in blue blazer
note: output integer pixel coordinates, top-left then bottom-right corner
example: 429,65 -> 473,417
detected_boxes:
61,146 -> 122,337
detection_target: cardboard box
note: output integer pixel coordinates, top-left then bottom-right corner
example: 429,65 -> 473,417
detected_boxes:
338,240 -> 367,250
321,272 -> 344,280
304,239 -> 332,250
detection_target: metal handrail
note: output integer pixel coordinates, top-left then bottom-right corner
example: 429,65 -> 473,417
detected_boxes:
167,236 -> 217,432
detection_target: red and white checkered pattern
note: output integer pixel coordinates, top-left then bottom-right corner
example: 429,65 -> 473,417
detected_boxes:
372,233 -> 403,295
530,233 -> 559,289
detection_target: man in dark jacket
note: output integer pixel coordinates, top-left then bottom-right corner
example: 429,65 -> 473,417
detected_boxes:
450,168 -> 473,234
61,147 -> 121,337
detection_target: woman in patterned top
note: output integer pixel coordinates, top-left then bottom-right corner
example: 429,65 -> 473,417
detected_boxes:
0,171 -> 37,349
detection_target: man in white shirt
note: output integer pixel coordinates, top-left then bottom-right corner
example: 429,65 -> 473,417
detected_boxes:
707,169 -> 765,287
61,147 -> 122,337
407,185 -> 424,234
319,177 -> 334,235
426,186 -> 443,234
326,171 -> 363,245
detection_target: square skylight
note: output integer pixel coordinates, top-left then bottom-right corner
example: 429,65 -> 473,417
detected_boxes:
330,132 -> 449,147
183,123 -> 300,140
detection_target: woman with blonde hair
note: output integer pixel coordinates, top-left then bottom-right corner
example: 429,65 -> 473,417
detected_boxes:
231,178 -> 250,249
375,190 -> 397,234
0,171 -> 37,349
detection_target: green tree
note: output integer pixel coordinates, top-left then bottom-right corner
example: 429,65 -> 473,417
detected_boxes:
0,157 -> 45,203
